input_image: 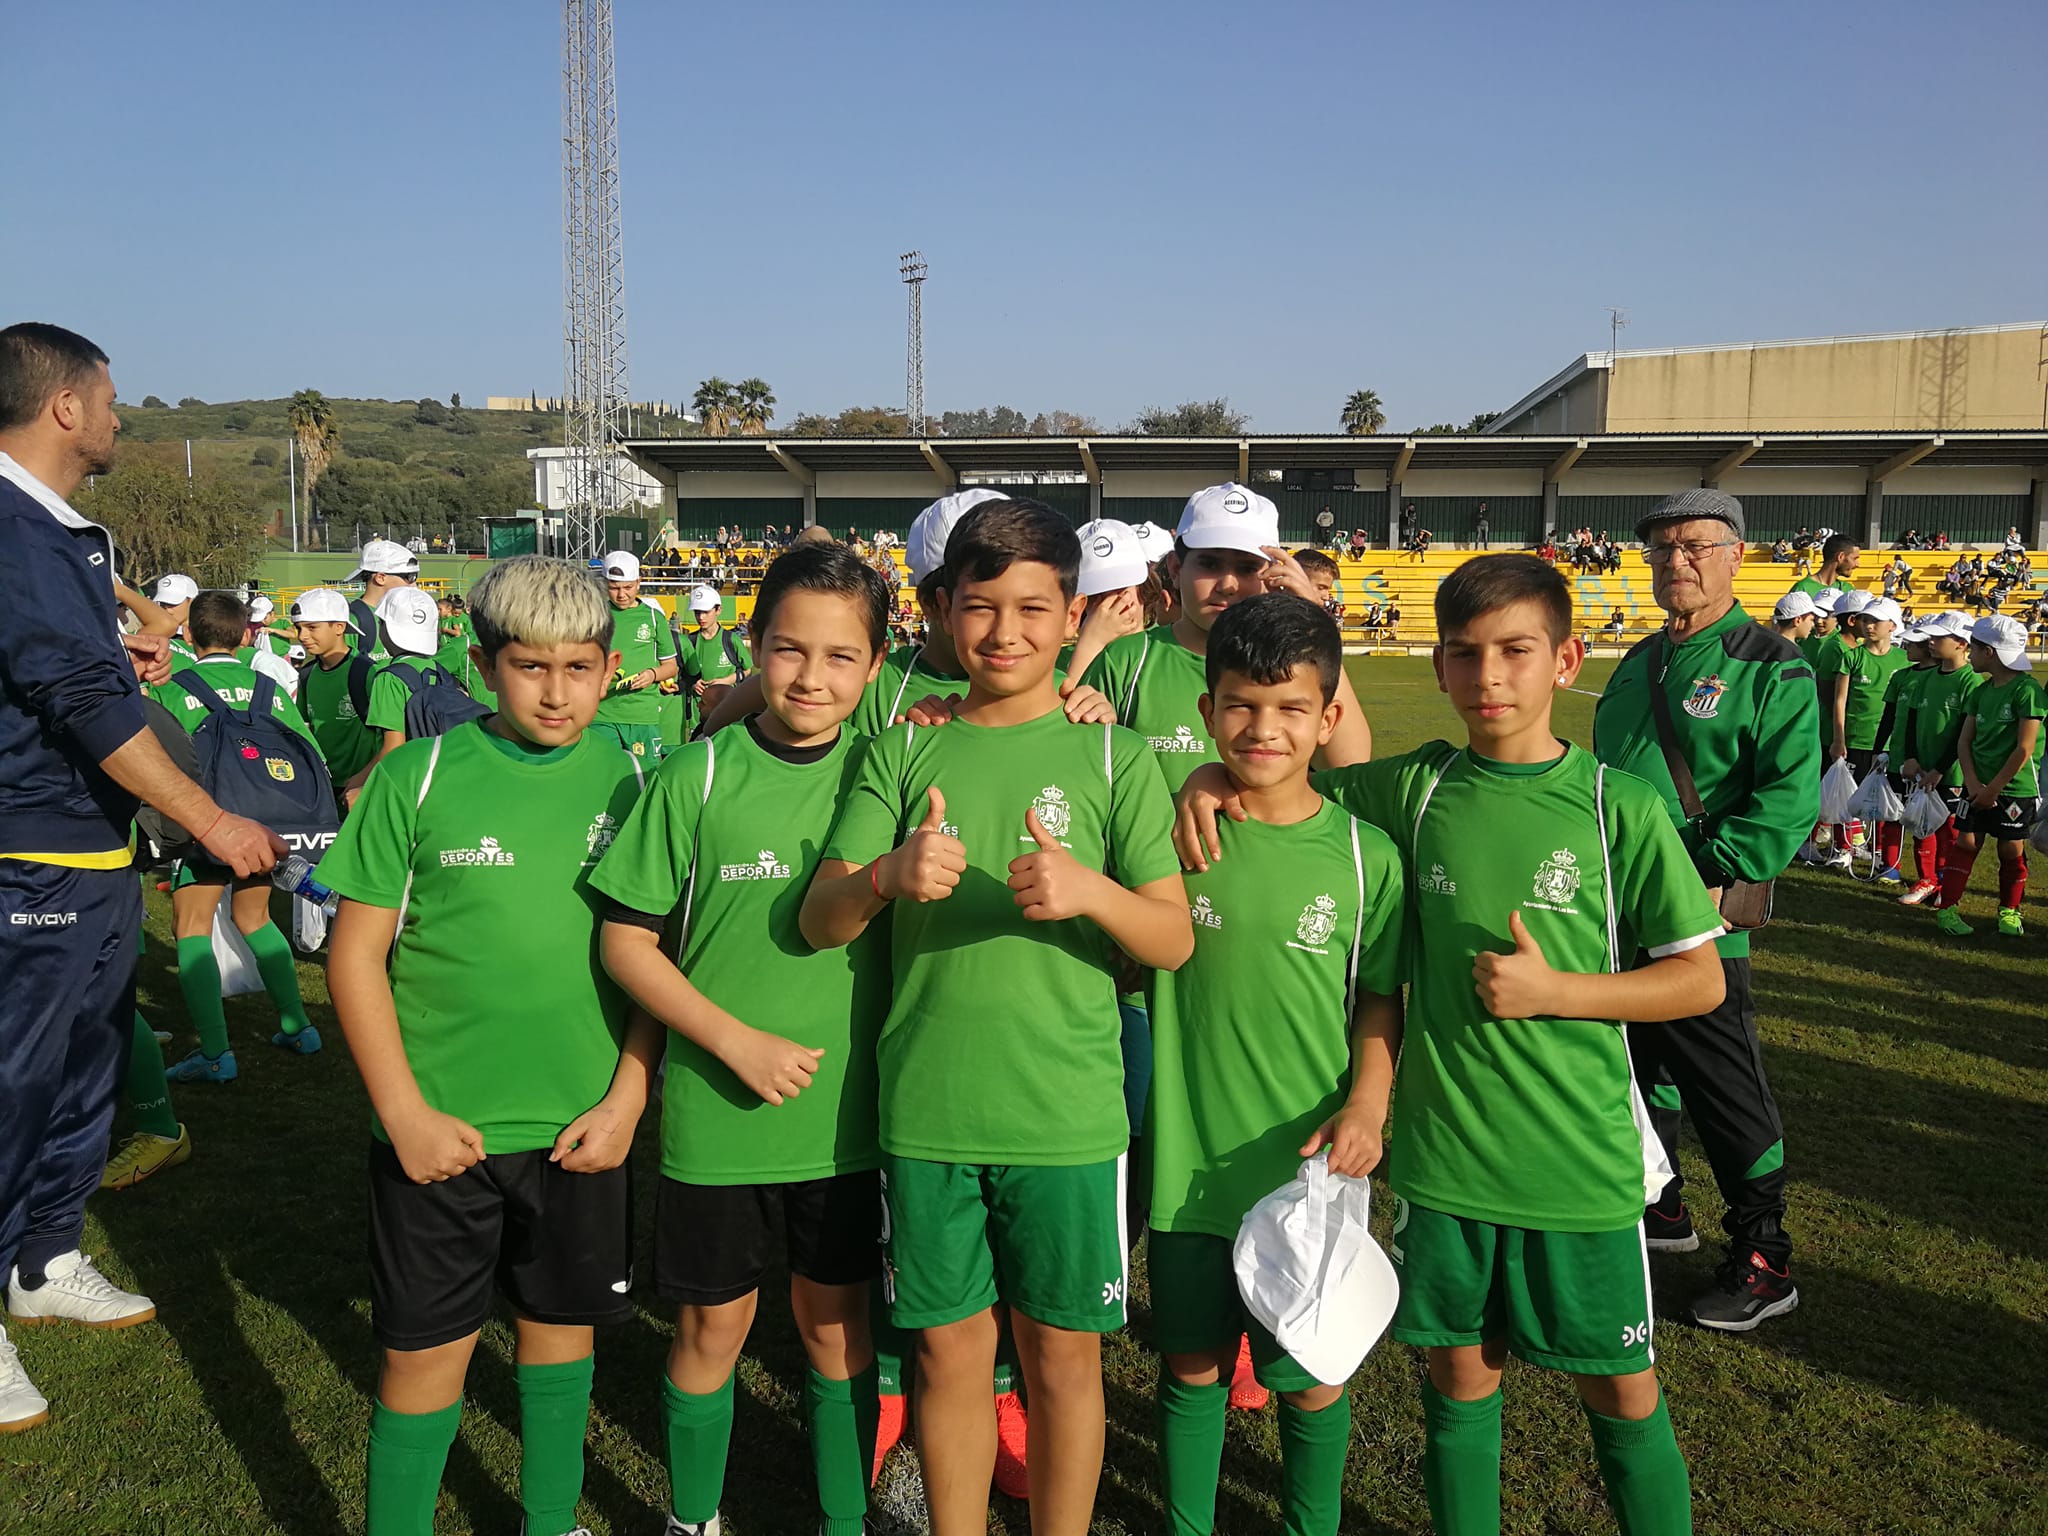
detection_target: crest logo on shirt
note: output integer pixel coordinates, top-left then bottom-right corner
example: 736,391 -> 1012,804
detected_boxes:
264,757 -> 296,783
1032,785 -> 1072,840
584,812 -> 620,864
1291,893 -> 1338,954
1418,863 -> 1458,896
720,847 -> 791,882
1191,894 -> 1223,929
1529,848 -> 1582,912
1681,674 -> 1728,719
441,834 -> 517,867
1149,723 -> 1209,754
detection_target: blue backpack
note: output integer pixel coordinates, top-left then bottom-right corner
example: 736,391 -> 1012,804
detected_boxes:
391,659 -> 490,740
175,670 -> 340,862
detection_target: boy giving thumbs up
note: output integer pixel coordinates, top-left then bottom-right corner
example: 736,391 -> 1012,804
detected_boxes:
803,499 -> 1191,1536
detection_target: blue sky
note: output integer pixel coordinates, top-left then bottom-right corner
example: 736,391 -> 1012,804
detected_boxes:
6,0 -> 2042,431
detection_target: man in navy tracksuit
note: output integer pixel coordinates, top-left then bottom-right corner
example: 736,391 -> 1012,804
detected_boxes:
0,323 -> 281,1433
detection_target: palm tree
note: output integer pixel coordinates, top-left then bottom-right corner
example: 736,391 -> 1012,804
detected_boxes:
1339,389 -> 1386,435
692,377 -> 740,436
287,388 -> 339,523
734,378 -> 777,435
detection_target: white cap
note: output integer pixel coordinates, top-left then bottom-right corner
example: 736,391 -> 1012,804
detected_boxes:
348,538 -> 420,580
906,487 -> 1008,584
247,594 -> 274,623
1074,519 -> 1149,599
153,573 -> 198,607
1972,614 -> 2033,671
376,587 -> 440,656
286,642 -> 307,663
288,588 -> 360,631
1930,610 -> 1975,638
1808,587 -> 1843,615
1131,520 -> 1174,563
1176,482 -> 1280,556
603,550 -> 640,582
1862,596 -> 1903,627
688,584 -> 721,612
1773,591 -> 1818,621
1834,588 -> 1871,615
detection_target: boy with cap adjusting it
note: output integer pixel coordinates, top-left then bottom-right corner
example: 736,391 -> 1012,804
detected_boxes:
592,550 -> 678,761
1932,614 -> 2043,938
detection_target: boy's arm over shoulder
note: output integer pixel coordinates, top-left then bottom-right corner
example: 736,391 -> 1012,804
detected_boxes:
590,739 -> 708,916
1310,741 -> 1447,844
1078,629 -> 1140,718
318,738 -> 437,907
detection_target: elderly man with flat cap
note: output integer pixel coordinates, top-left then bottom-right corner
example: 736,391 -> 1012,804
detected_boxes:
1591,489 -> 1819,1332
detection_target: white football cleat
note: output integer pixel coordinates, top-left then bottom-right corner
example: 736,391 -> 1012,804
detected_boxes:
7,1251 -> 156,1330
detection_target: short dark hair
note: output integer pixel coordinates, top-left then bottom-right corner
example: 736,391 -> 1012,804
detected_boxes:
941,499 -> 1079,599
751,541 -> 893,656
1294,548 -> 1339,584
1204,591 -> 1342,705
1822,533 -> 1860,563
0,323 -> 109,432
188,590 -> 249,651
1435,553 -> 1572,644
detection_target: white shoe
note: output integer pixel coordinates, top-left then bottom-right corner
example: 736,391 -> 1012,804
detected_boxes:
0,1325 -> 50,1432
664,1516 -> 720,1536
1822,850 -> 1852,872
7,1251 -> 156,1329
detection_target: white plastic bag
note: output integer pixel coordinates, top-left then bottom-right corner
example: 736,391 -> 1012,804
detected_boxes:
210,902 -> 265,997
1848,768 -> 1903,824
1818,758 -> 1860,824
290,892 -> 330,954
1902,786 -> 1952,840
1233,1153 -> 1399,1386
2031,798 -> 2048,856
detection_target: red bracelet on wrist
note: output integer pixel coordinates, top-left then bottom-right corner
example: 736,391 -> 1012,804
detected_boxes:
870,860 -> 888,901
199,808 -> 225,843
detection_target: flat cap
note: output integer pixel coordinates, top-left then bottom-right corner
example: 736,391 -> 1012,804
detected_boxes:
1636,487 -> 1744,543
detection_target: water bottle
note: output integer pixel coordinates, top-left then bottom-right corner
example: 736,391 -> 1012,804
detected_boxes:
274,853 -> 341,918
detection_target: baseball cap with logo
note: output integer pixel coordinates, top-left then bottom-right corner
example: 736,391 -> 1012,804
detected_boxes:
153,573 -> 198,608
1834,588 -> 1871,616
1808,587 -> 1843,615
1131,520 -> 1174,564
1862,596 -> 1903,627
1971,614 -> 2033,671
1177,482 -> 1281,556
603,550 -> 640,582
376,587 -> 440,657
1773,591 -> 1818,621
289,588 -> 361,632
348,537 -> 420,581
688,584 -> 722,613
1074,519 -> 1148,599
1929,610 -> 1975,639
907,487 -> 1008,584
1635,487 -> 1746,543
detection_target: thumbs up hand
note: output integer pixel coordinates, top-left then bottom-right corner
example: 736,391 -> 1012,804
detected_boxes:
1472,911 -> 1558,1019
1009,807 -> 1091,921
878,786 -> 967,903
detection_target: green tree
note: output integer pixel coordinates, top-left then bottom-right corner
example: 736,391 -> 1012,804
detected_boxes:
287,388 -> 339,520
223,409 -> 253,431
414,397 -> 450,426
250,444 -> 279,467
1415,423 -> 1459,435
450,391 -> 462,409
1129,398 -> 1250,435
1339,389 -> 1386,435
141,394 -> 167,409
177,396 -> 205,409
692,377 -> 739,436
1032,409 -> 1100,435
1466,411 -> 1501,432
76,452 -> 267,587
735,378 -> 777,435
941,405 -> 1030,436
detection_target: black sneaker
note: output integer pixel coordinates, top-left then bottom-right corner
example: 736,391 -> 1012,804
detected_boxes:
1644,1200 -> 1699,1253
1690,1250 -> 1799,1331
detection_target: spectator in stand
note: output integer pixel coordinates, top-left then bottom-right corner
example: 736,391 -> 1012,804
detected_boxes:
1537,530 -> 1560,562
1933,529 -> 1950,550
1473,502 -> 1491,549
2004,526 -> 2026,556
1771,537 -> 1793,564
1607,607 -> 1626,643
1383,600 -> 1402,637
1349,526 -> 1368,556
1314,503 -> 1335,548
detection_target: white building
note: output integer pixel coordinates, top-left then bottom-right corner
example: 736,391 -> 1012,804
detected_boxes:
526,446 -> 666,514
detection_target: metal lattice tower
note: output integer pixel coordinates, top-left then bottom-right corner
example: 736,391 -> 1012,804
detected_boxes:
562,0 -> 632,560
900,251 -> 927,435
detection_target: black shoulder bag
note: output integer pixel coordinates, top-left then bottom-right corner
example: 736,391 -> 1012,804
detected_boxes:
1648,639 -> 1774,931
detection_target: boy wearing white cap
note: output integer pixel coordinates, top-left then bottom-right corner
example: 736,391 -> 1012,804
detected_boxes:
1770,590 -> 1817,646
678,585 -> 751,737
1933,615 -> 2044,937
154,573 -> 200,663
347,538 -> 420,661
1896,614 -> 1981,904
1833,596 -> 1908,777
362,587 -> 469,763
592,551 -> 678,760
1794,588 -> 1839,669
291,588 -> 381,802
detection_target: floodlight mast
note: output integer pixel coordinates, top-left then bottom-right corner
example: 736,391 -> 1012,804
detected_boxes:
901,251 -> 927,437
562,0 -> 633,560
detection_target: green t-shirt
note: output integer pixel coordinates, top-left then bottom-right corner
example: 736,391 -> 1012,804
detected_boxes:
1882,664 -> 1930,762
316,723 -> 647,1153
822,708 -> 1180,1166
850,644 -> 969,739
349,597 -> 390,663
151,655 -> 323,759
297,654 -> 379,784
1812,633 -> 1858,745
168,636 -> 197,666
366,655 -> 457,735
1965,673 -> 2048,798
597,599 -> 678,727
1081,626 -> 1219,793
1313,742 -> 1724,1232
591,721 -> 885,1184
1838,643 -> 1909,751
1146,802 -> 1404,1238
1909,665 -> 1982,785
681,623 -> 751,690
1791,576 -> 1854,599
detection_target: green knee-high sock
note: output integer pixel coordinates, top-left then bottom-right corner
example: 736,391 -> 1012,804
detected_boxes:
174,935 -> 230,1059
367,1399 -> 461,1536
807,1366 -> 876,1536
1278,1393 -> 1351,1536
125,1012 -> 180,1138
1584,1393 -> 1692,1536
662,1371 -> 735,1525
1156,1371 -> 1229,1536
517,1355 -> 594,1536
243,920 -> 312,1034
1421,1381 -> 1503,1536
870,1292 -> 911,1397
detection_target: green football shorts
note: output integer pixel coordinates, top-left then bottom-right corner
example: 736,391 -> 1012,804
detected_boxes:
1389,1198 -> 1654,1375
881,1154 -> 1128,1332
588,721 -> 664,760
1146,1229 -> 1318,1392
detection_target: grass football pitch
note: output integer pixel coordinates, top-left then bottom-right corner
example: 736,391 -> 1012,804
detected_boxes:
5,657 -> 2044,1534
